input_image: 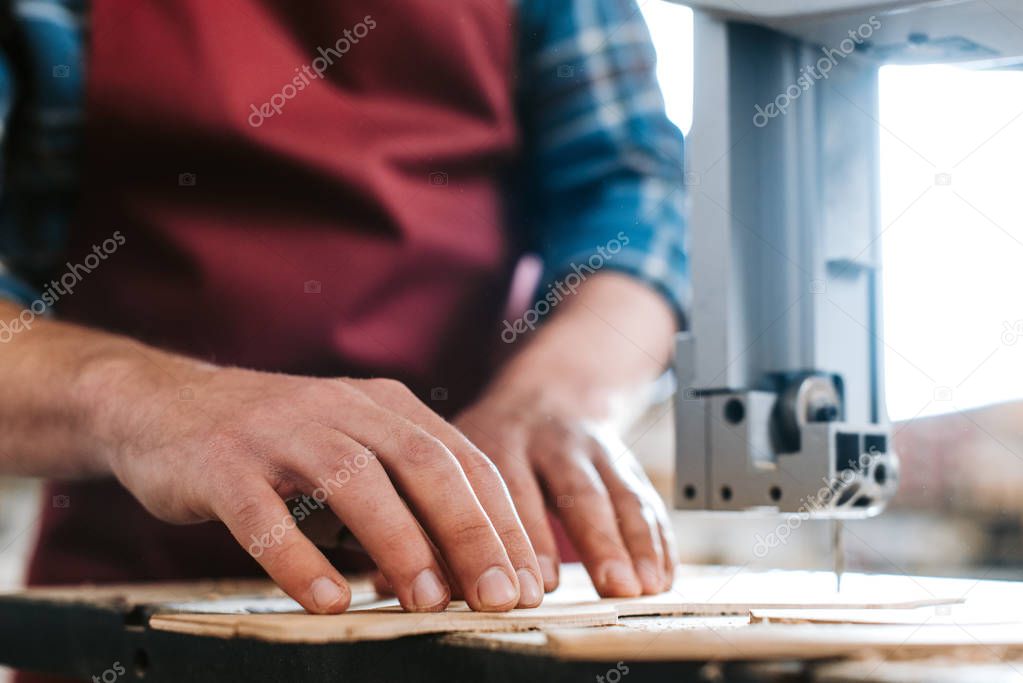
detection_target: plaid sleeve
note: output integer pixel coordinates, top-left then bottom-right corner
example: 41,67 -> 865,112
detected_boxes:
0,0 -> 85,309
516,0 -> 690,323
0,42 -> 34,308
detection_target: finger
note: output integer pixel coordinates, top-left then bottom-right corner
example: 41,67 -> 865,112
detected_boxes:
658,522 -> 678,590
326,386 -> 521,612
488,446 -> 562,594
602,437 -> 680,591
643,482 -> 680,590
288,497 -> 345,548
531,433 -> 642,597
376,565 -> 467,600
459,418 -> 560,594
287,432 -> 453,612
627,458 -> 680,589
591,446 -> 667,594
213,478 -> 352,614
373,570 -> 394,597
351,380 -> 544,607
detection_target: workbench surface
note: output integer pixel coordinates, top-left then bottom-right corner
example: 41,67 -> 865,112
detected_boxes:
2,565 -> 1022,682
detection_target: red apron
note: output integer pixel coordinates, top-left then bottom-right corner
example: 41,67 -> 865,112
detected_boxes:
26,0 -> 520,590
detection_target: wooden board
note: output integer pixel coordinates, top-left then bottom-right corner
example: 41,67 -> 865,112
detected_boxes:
144,564 -> 975,644
547,564 -> 966,616
7,564 -> 1023,679
544,620 -> 1023,661
151,602 -> 620,643
749,605 -> 1023,626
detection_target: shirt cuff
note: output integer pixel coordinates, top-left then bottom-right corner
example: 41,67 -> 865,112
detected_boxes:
0,268 -> 41,310
536,233 -> 691,330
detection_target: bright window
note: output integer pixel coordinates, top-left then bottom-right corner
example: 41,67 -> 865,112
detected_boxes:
640,1 -> 694,135
879,64 -> 1023,420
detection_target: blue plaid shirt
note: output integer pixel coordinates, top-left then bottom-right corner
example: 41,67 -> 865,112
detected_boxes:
0,0 -> 689,321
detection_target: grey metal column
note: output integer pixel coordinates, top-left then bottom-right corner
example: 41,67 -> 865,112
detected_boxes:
676,11 -> 893,515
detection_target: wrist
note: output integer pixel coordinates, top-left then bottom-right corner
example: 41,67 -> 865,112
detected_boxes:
74,339 -> 212,473
482,347 -> 618,422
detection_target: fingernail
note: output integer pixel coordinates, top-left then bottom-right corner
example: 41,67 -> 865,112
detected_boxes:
476,567 -> 518,610
411,569 -> 449,611
635,558 -> 663,594
310,577 -> 346,612
599,560 -> 642,596
516,569 -> 543,607
538,555 -> 558,589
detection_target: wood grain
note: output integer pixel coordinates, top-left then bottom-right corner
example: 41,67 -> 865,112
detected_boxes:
150,602 -> 620,643
544,621 -> 1023,662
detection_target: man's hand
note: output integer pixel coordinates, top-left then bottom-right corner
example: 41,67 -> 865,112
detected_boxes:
0,302 -> 542,614
455,272 -> 681,597
98,368 -> 544,614
455,372 -> 677,597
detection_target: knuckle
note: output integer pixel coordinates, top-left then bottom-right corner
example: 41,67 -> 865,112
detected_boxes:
373,378 -> 414,400
617,488 -> 648,514
312,433 -> 371,466
376,521 -> 426,559
399,433 -> 452,470
461,451 -> 501,481
337,446 -> 376,471
559,465 -> 603,499
292,380 -> 336,408
259,540 -> 306,578
225,491 -> 269,530
449,516 -> 497,546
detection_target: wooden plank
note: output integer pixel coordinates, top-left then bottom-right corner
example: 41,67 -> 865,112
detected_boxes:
150,602 -> 620,643
544,621 -> 1023,662
145,565 -> 973,644
546,564 -> 967,616
9,564 -> 988,649
749,606 -> 1023,626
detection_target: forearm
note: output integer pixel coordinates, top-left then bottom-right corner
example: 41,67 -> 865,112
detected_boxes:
487,272 -> 677,420
0,300 -> 196,478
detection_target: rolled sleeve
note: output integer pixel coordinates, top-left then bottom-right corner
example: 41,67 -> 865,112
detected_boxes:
516,0 -> 690,323
0,43 -> 37,309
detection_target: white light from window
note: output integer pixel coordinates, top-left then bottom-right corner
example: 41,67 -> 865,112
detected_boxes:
879,64 -> 1023,421
640,1 -> 694,134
